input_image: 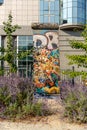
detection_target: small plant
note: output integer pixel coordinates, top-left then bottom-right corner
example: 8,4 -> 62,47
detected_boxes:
0,67 -> 4,76
60,81 -> 87,123
0,74 -> 52,120
0,86 -> 11,106
0,74 -> 34,119
22,102 -> 43,117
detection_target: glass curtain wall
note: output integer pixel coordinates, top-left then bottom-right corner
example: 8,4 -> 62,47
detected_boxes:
62,0 -> 86,24
17,36 -> 33,77
0,0 -> 4,4
40,0 -> 60,23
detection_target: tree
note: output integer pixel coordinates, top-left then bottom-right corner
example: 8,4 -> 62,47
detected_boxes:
0,12 -> 20,73
0,12 -> 33,74
65,25 -> 87,79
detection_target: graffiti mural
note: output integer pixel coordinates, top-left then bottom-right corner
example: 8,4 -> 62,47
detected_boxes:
33,31 -> 60,94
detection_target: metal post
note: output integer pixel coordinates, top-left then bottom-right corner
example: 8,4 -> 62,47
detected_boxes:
72,66 -> 74,86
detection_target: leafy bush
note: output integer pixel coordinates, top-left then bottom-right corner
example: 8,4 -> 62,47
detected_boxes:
60,81 -> 87,123
22,102 -> 43,116
5,102 -> 43,119
0,74 -> 51,120
0,74 -> 34,119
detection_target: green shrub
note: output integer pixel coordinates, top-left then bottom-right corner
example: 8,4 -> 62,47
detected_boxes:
0,75 -> 51,120
61,82 -> 87,123
0,87 -> 11,106
22,102 -> 43,117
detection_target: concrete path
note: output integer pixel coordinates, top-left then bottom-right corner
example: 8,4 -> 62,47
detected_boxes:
0,119 -> 87,130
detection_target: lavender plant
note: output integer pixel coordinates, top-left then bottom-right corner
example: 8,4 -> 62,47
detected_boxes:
0,74 -> 35,119
0,74 -> 51,119
60,80 -> 87,123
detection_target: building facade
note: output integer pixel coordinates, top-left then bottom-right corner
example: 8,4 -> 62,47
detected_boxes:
0,0 -> 86,79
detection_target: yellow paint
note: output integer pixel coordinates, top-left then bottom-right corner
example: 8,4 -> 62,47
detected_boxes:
44,86 -> 60,94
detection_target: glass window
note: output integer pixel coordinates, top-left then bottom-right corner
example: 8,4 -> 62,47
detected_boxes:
68,18 -> 72,23
72,7 -> 77,17
82,3 -> 85,9
63,3 -> 67,9
63,0 -> 67,3
77,18 -> 82,24
82,10 -> 85,19
0,0 -> 3,4
68,0 -> 72,2
44,15 -> 49,23
44,1 -> 49,10
68,7 -> 72,17
82,18 -> 85,23
40,1 -> 44,10
50,10 -> 55,15
77,2 -> 82,8
50,1 -> 55,10
50,15 -> 55,23
28,36 -> 33,41
78,0 -> 83,3
55,10 -> 59,15
72,18 -> 77,23
44,10 -> 49,14
68,2 -> 72,7
72,1 -> 77,7
18,36 -> 33,46
77,8 -> 82,18
18,36 -> 33,77
18,46 -> 26,51
18,41 -> 25,46
40,0 -> 59,23
82,0 -> 85,4
55,16 -> 59,23
40,10 -> 44,15
55,1 -> 59,10
63,9 -> 67,19
18,36 -> 27,41
40,16 -> 44,23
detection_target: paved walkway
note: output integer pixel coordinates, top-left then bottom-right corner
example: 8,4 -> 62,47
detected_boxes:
0,119 -> 87,130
